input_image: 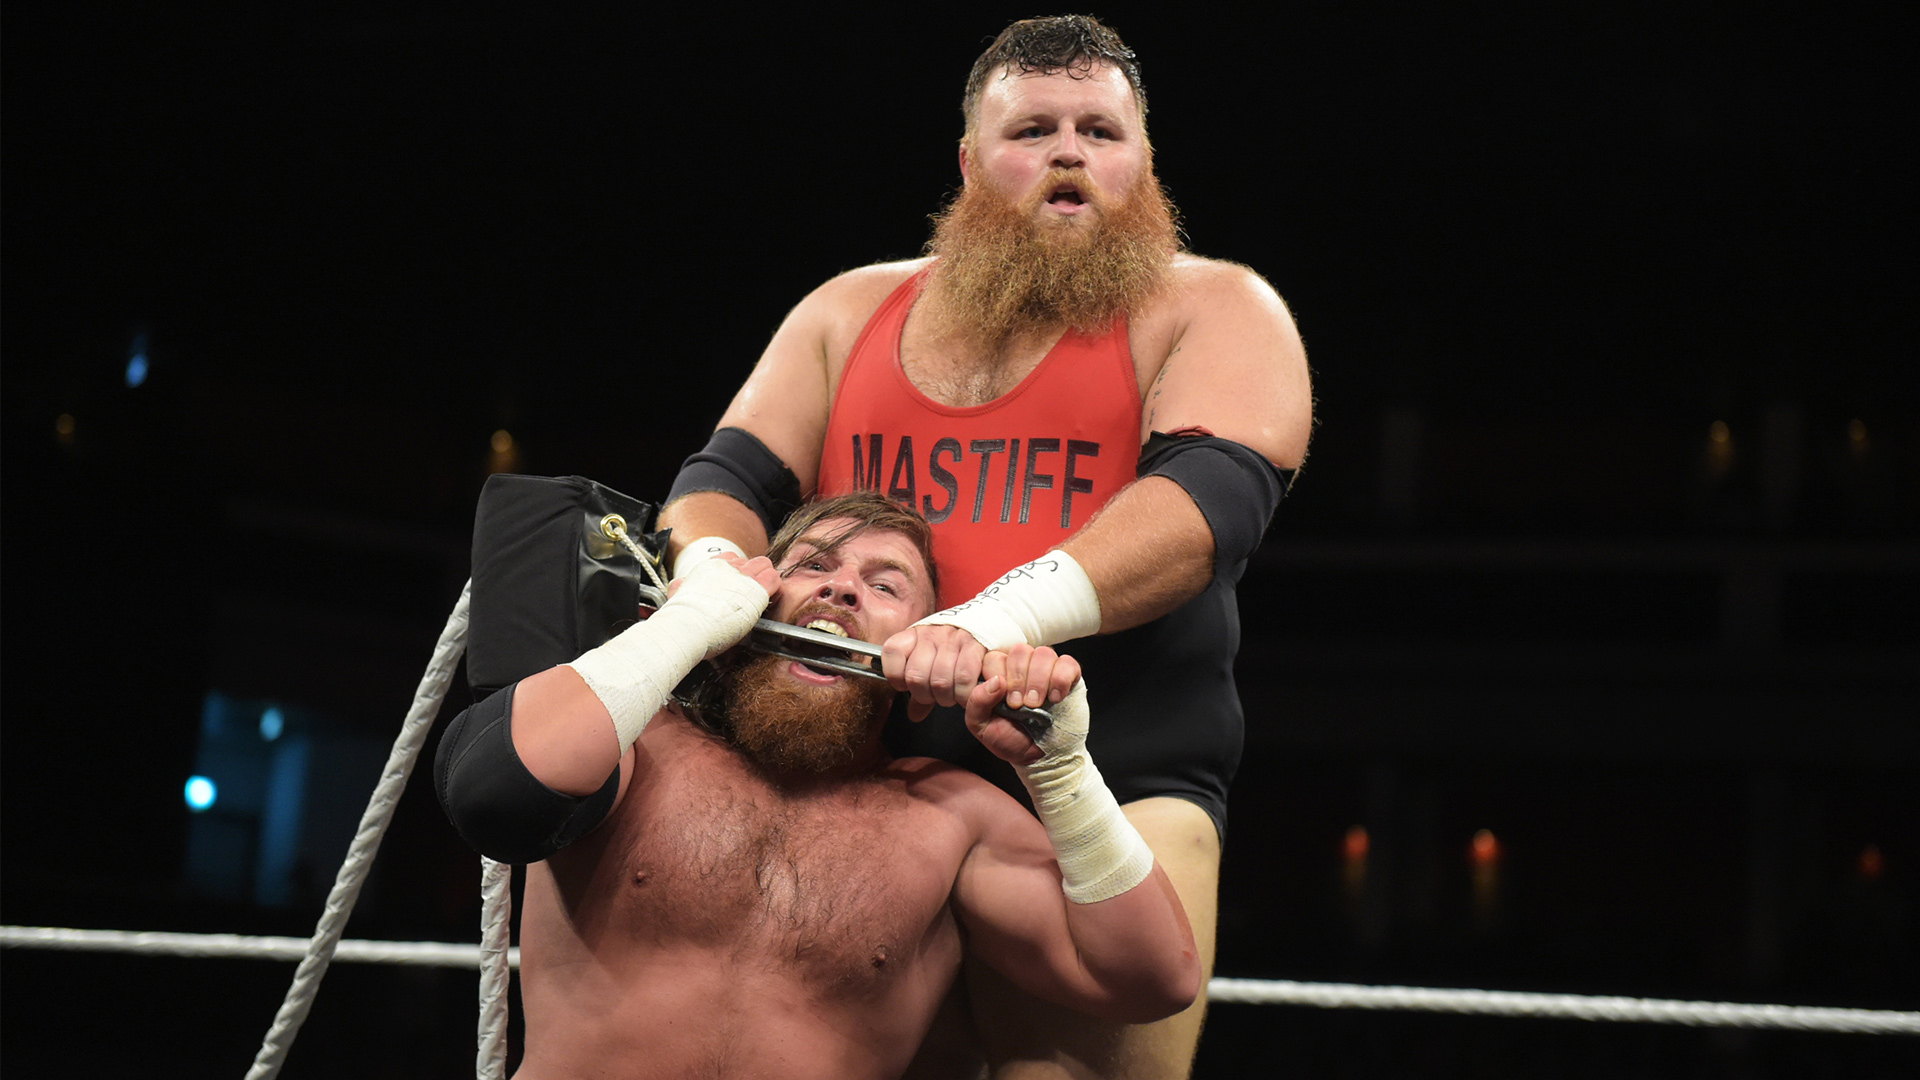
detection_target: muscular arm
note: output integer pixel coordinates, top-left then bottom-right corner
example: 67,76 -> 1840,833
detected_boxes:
1058,475 -> 1212,633
956,811 -> 1199,1022
658,491 -> 772,562
949,659 -> 1200,1021
510,666 -> 629,797
1065,259 -> 1312,631
513,555 -> 779,791
658,263 -> 920,566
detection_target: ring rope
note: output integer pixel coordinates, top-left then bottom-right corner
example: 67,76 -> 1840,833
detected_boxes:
5,925 -> 1914,1035
1205,978 -> 1920,1036
242,579 -> 472,1080
478,858 -> 513,1080
1,924 -> 518,967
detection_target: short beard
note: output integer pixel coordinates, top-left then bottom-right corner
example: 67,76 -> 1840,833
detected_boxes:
721,653 -> 892,775
922,157 -> 1180,351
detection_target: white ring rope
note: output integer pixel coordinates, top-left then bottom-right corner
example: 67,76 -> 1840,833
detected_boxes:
4,925 -> 1914,1036
242,579 -> 472,1080
478,858 -> 513,1080
1,924 -> 518,967
1204,978 -> 1920,1036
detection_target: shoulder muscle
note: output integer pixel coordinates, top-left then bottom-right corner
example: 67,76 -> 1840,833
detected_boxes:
715,258 -> 931,491
1139,257 -> 1312,468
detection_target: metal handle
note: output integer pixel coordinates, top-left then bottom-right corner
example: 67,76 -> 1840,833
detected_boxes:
635,583 -> 1052,740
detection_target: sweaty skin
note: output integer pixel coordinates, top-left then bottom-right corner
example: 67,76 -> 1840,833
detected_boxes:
503,524 -> 1200,1080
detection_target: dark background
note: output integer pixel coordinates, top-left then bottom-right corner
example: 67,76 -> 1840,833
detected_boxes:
3,5 -> 1915,1077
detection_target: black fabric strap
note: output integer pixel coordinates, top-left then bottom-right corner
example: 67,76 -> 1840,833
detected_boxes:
1138,432 -> 1293,574
665,426 -> 804,535
434,684 -> 619,864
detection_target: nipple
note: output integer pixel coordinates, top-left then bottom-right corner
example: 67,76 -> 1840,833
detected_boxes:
632,869 -> 650,885
870,945 -> 890,970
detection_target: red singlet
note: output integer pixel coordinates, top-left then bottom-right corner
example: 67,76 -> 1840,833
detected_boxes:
818,268 -> 1141,608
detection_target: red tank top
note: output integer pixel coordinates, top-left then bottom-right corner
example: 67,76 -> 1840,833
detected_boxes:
818,268 -> 1142,608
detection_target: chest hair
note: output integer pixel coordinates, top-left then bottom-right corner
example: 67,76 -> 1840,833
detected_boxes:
607,763 -> 946,994
898,313 -> 1061,407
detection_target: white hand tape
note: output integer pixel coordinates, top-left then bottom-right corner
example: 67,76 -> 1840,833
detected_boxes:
914,549 -> 1101,650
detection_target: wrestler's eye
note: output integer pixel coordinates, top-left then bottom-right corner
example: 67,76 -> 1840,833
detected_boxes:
1018,125 -> 1046,139
873,581 -> 897,596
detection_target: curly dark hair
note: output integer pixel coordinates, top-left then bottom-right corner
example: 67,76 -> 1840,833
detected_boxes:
962,15 -> 1146,134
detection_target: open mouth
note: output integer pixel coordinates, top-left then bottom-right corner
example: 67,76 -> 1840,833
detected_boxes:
779,612 -> 869,678
1046,186 -> 1086,207
798,620 -> 851,677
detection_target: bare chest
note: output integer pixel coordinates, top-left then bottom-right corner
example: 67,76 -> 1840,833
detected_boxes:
560,747 -> 966,996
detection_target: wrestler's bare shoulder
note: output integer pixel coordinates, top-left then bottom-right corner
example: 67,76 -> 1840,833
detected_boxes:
885,755 -> 1032,830
1126,254 -> 1308,423
806,258 -> 932,321
1133,254 -> 1297,350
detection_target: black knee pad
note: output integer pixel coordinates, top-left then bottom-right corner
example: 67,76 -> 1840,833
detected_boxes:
435,684 -> 619,864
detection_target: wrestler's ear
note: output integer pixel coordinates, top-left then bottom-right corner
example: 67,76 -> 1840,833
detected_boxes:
957,139 -> 971,185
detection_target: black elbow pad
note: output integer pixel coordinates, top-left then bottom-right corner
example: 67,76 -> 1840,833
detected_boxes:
665,426 -> 804,535
434,685 -> 619,864
1138,432 -> 1295,577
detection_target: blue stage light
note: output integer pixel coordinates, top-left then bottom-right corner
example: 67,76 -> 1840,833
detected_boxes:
185,775 -> 217,812
260,706 -> 285,741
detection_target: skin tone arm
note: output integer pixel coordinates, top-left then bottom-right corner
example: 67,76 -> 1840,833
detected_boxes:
1054,260 -> 1314,629
510,556 -> 784,797
951,647 -> 1202,1021
656,265 -> 916,564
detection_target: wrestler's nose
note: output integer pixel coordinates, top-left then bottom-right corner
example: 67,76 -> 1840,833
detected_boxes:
816,576 -> 859,609
1050,126 -> 1086,169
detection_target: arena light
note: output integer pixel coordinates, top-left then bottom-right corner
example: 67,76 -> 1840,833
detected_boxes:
126,334 -> 150,388
1860,844 -> 1884,882
185,776 -> 218,812
1343,825 -> 1369,862
1471,828 -> 1500,866
487,428 -> 522,474
260,706 -> 285,742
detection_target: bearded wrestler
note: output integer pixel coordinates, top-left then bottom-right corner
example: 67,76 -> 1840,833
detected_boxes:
657,16 -> 1313,1079
435,492 -> 1198,1079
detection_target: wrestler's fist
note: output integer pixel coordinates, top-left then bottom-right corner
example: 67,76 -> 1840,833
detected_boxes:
882,623 -> 987,721
665,552 -> 780,602
659,555 -> 778,658
964,645 -> 1081,765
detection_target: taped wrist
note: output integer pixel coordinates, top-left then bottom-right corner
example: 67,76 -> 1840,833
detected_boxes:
1139,432 -> 1294,573
671,535 -> 747,580
1014,681 -> 1155,903
434,685 -> 619,864
914,549 -> 1100,650
566,559 -> 769,749
666,427 -> 804,536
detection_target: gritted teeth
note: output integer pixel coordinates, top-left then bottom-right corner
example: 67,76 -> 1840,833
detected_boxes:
805,619 -> 850,638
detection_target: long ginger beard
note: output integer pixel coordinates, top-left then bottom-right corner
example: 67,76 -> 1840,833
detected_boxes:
722,653 -> 893,775
922,156 -> 1181,351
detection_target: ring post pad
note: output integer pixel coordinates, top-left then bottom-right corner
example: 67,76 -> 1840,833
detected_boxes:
467,474 -> 669,700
